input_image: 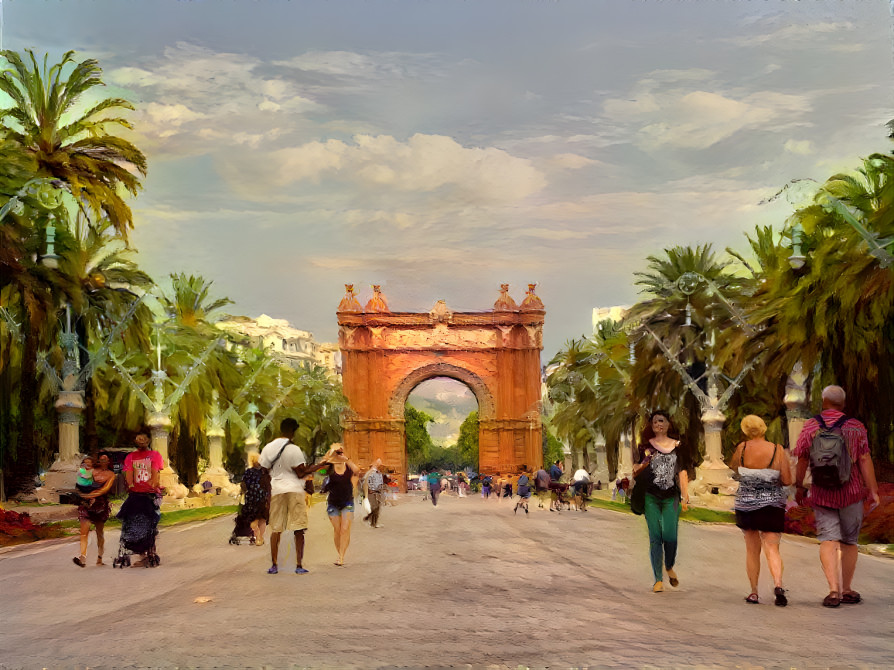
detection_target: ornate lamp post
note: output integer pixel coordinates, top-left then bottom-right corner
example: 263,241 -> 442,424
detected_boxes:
643,271 -> 762,506
110,326 -> 223,502
34,298 -> 145,502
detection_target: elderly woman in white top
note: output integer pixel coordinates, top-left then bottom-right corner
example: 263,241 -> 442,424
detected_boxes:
729,414 -> 793,606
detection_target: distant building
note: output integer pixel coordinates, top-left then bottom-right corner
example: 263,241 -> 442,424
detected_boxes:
218,314 -> 341,376
592,305 -> 630,332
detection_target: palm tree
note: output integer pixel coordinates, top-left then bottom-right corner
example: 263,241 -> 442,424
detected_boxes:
1,49 -> 147,495
0,49 -> 147,241
628,244 -> 753,462
60,217 -> 154,452
749,153 -> 894,462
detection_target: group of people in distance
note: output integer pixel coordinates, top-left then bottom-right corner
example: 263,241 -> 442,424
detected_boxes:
633,384 -> 880,609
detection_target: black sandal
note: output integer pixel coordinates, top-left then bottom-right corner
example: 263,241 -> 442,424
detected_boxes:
745,593 -> 759,604
774,587 -> 787,607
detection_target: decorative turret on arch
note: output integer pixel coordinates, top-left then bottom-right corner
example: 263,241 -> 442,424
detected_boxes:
337,285 -> 545,489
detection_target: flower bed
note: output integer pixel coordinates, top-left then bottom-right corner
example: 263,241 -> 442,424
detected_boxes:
0,509 -> 67,547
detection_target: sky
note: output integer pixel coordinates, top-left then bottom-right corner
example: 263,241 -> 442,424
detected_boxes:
3,0 -> 893,363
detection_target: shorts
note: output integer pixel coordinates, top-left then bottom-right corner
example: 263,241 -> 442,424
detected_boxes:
327,502 -> 354,517
268,492 -> 308,533
814,501 -> 864,545
735,506 -> 785,533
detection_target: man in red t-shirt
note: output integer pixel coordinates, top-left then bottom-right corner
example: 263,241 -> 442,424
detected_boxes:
795,385 -> 880,608
123,432 -> 164,493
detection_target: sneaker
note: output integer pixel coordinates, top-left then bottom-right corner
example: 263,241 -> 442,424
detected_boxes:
267,565 -> 278,574
295,567 -> 309,574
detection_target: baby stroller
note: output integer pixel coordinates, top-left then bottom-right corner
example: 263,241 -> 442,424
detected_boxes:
229,507 -> 256,545
113,492 -> 161,568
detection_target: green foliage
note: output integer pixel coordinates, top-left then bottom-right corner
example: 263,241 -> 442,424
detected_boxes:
456,410 -> 479,468
405,404 -> 435,469
542,427 -> 565,467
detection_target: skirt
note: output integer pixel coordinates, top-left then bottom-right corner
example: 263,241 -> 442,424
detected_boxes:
735,505 -> 785,533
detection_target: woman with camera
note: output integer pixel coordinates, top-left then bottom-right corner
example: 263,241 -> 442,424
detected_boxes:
323,443 -> 359,566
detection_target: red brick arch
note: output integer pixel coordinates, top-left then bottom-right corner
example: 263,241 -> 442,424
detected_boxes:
337,287 -> 545,490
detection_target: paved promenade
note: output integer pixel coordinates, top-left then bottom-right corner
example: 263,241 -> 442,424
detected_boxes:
1,493 -> 892,670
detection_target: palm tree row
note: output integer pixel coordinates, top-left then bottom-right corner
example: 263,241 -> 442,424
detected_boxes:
1,49 -> 345,498
547,133 -> 894,479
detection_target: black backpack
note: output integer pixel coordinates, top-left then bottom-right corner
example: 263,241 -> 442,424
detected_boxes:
809,415 -> 852,489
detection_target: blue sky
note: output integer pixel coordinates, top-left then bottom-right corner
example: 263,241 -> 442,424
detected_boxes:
3,0 -> 892,359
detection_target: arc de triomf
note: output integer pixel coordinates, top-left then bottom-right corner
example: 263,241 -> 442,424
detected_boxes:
337,283 -> 545,490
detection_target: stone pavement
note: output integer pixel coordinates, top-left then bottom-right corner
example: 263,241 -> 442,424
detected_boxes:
1,493 -> 892,670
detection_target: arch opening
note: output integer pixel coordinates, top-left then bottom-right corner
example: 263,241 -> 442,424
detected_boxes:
405,377 -> 479,478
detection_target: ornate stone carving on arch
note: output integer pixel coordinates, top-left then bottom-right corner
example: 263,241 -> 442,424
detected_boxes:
388,362 -> 495,421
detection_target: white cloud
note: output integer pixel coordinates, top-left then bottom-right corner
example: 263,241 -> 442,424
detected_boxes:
784,139 -> 813,155
548,153 -> 596,170
604,78 -> 812,150
107,42 -> 322,153
724,21 -> 856,48
259,133 -> 546,203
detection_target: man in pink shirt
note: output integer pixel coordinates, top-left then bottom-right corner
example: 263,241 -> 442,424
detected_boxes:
123,432 -> 163,493
794,385 -> 880,608
119,431 -> 164,567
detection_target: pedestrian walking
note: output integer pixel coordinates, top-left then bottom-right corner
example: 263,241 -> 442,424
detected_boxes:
534,466 -> 550,507
363,458 -> 386,528
259,418 -> 334,575
634,410 -> 690,593
514,469 -> 532,515
427,470 -> 442,506
237,451 -> 271,546
729,415 -> 792,606
72,453 -> 116,567
794,385 -> 880,608
323,443 -> 359,566
116,431 -> 164,568
481,473 -> 493,499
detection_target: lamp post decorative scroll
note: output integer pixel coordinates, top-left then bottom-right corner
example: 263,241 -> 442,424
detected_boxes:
109,331 -> 224,501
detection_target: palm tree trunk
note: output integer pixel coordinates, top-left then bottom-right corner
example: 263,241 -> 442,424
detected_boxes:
75,318 -> 99,455
11,297 -> 39,496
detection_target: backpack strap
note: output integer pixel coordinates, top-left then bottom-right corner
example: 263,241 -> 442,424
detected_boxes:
814,414 -> 827,429
268,440 -> 291,469
831,415 -> 849,429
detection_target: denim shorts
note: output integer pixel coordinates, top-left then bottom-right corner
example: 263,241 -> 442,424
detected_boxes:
327,501 -> 354,518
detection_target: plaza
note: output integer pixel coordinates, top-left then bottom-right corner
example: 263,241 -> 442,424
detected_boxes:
1,494 -> 892,670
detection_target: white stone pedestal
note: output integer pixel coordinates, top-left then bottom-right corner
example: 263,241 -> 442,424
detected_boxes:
36,390 -> 85,503
149,412 -> 188,503
195,429 -> 240,499
689,407 -> 738,509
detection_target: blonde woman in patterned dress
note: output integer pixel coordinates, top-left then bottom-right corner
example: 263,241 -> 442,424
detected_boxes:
729,414 -> 792,606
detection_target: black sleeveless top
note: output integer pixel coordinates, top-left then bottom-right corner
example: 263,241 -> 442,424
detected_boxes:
326,464 -> 354,507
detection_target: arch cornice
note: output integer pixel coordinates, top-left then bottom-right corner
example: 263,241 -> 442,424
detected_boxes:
388,362 -> 495,420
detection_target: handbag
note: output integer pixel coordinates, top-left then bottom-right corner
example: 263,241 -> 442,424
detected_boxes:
630,468 -> 650,515
362,496 -> 372,514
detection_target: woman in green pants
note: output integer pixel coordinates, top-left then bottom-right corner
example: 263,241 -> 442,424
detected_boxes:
633,410 -> 690,593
